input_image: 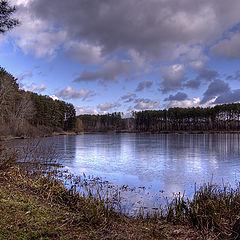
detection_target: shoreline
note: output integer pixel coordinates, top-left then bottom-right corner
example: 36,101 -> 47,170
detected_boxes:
78,130 -> 240,134
1,166 -> 239,239
0,131 -> 77,141
1,129 -> 240,141
0,167 -> 205,239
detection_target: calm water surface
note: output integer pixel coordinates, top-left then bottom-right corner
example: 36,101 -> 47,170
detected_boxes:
16,133 -> 240,214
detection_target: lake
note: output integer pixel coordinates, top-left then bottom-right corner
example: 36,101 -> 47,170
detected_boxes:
13,133 -> 240,214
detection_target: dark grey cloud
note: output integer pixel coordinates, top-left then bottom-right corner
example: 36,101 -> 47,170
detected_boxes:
226,75 -> 234,81
184,79 -> 201,89
196,69 -> 219,82
29,0 -> 240,58
121,93 -> 136,103
211,32 -> 240,59
184,68 -> 218,90
135,81 -> 153,92
74,52 -> 147,82
12,0 -> 240,97
74,59 -> 131,82
164,92 -> 188,101
226,71 -> 240,81
214,89 -> 240,104
201,79 -> 230,104
234,71 -> 240,80
65,41 -> 103,65
134,98 -> 160,110
161,64 -> 186,93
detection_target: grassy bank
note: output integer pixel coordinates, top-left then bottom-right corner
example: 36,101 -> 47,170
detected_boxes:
0,168 -> 202,240
1,143 -> 240,239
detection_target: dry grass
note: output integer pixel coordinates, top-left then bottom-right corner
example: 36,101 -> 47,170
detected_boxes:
166,184 -> 240,239
0,168 -> 203,240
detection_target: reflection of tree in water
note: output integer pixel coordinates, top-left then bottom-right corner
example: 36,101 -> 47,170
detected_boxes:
125,134 -> 240,196
49,135 -> 77,166
47,134 -> 240,198
74,134 -> 123,173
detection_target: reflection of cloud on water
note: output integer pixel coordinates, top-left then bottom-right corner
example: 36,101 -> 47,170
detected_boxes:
73,167 -> 88,174
63,166 -> 88,175
209,155 -> 219,170
55,133 -> 240,212
162,182 -> 185,198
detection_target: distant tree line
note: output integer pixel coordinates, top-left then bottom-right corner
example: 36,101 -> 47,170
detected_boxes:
134,105 -> 240,132
77,112 -> 124,132
78,104 -> 240,133
0,67 -> 76,137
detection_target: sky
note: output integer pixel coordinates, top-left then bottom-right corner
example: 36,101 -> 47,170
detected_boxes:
1,0 -> 240,116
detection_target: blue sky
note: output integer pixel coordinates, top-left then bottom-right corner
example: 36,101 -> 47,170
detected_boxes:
1,0 -> 240,116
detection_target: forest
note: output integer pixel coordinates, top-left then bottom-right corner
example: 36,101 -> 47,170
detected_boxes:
76,112 -> 125,132
133,104 -> 240,132
0,67 -> 76,137
2,66 -> 240,136
78,103 -> 240,133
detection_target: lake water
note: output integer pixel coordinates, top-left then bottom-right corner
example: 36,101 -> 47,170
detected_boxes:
13,133 -> 240,214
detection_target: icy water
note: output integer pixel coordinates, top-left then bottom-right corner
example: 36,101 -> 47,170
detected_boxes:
13,133 -> 240,214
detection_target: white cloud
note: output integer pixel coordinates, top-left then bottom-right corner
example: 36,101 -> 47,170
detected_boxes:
16,71 -> 33,85
170,44 -> 208,64
11,1 -> 67,58
134,98 -> 160,110
189,60 -> 205,71
165,97 -> 217,109
97,102 -> 121,111
161,64 -> 185,93
13,0 -> 32,6
24,83 -> 46,93
57,86 -> 95,100
50,95 -> 59,101
76,106 -> 99,115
